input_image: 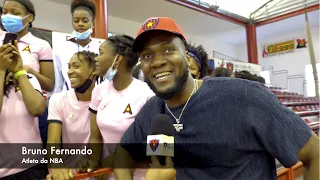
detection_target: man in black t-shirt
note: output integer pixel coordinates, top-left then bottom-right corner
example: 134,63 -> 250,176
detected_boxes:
113,17 -> 319,180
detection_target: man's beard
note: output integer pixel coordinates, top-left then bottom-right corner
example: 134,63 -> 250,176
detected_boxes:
145,67 -> 189,100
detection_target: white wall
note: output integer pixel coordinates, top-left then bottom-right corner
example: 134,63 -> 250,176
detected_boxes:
108,15 -> 140,37
32,0 -> 72,33
188,34 -> 237,59
236,43 -> 248,63
108,15 -> 237,59
236,27 -> 320,76
0,0 -> 237,58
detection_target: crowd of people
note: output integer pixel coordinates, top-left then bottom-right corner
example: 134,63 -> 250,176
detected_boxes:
0,0 -> 319,180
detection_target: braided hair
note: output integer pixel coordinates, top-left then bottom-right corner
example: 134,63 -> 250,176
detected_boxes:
74,50 -> 102,83
74,50 -> 97,67
107,35 -> 139,72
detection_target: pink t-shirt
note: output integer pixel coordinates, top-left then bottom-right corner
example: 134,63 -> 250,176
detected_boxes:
48,90 -> 91,169
48,90 -> 91,144
89,78 -> 154,179
0,32 -> 53,73
0,74 -> 43,178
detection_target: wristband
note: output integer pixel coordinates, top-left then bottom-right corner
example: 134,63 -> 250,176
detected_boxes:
14,70 -> 27,80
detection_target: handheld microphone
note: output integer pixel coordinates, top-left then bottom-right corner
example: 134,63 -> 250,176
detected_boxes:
146,114 -> 174,159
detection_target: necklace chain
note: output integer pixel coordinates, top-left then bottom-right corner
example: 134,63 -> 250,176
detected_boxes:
165,79 -> 197,124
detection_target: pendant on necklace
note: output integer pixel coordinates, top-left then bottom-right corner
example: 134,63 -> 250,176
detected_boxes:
173,123 -> 183,132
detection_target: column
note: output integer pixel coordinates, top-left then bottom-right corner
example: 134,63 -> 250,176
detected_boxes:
93,0 -> 107,39
246,23 -> 258,64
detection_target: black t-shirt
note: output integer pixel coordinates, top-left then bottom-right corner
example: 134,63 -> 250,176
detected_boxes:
121,77 -> 311,180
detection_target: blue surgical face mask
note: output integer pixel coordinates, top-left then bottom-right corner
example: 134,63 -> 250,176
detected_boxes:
104,55 -> 119,81
1,14 -> 28,33
72,28 -> 93,40
104,68 -> 118,81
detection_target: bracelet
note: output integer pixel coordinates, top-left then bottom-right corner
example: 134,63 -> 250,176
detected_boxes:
14,70 -> 27,80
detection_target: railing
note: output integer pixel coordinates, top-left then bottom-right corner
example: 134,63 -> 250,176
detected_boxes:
273,70 -> 289,90
288,74 -> 305,95
69,164 -> 304,180
263,66 -> 274,85
250,0 -> 319,22
212,50 -> 243,62
74,168 -> 112,180
262,66 -> 311,96
69,161 -> 305,180
277,161 -> 304,180
183,0 -> 249,21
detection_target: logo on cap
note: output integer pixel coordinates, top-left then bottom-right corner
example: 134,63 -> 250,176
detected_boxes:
142,18 -> 159,31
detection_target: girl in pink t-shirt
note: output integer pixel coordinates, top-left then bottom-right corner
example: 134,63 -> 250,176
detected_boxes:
1,0 -> 54,92
46,51 -> 98,179
77,35 -> 154,179
52,0 -> 101,94
0,42 -> 47,178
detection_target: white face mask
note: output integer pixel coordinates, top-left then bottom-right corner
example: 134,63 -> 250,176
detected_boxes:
71,28 -> 93,40
104,55 -> 120,81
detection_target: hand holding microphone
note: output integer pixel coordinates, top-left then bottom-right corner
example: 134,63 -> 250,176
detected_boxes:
145,156 -> 176,180
146,114 -> 176,180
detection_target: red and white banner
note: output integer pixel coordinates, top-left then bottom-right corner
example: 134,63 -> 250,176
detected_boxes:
214,58 -> 261,75
262,38 -> 307,58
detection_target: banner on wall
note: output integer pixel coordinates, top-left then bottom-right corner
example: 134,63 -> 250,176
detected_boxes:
262,38 -> 308,58
296,38 -> 307,49
213,58 -> 261,75
262,40 -> 295,57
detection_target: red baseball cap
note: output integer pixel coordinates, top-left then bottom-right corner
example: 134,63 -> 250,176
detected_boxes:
132,17 -> 186,53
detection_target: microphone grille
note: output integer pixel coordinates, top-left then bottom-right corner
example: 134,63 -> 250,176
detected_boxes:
148,114 -> 174,136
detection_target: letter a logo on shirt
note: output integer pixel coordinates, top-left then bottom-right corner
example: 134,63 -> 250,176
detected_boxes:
22,45 -> 31,53
15,86 -> 20,92
123,104 -> 132,115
